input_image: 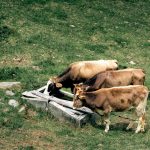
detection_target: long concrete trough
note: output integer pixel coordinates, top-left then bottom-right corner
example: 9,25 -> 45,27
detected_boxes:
22,86 -> 95,127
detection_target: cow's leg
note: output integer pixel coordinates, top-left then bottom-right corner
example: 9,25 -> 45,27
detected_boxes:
135,117 -> 143,133
126,121 -> 135,130
103,105 -> 112,133
135,93 -> 147,133
135,106 -> 146,133
135,113 -> 145,133
103,113 -> 110,133
95,108 -> 104,125
140,114 -> 146,132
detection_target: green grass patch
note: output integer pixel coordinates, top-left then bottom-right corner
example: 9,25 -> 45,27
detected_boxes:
85,43 -> 108,53
0,26 -> 15,42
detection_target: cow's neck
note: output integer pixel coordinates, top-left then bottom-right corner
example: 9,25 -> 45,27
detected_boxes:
84,90 -> 106,109
84,92 -> 99,108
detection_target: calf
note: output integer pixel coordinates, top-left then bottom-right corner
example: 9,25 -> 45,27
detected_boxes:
73,68 -> 145,92
44,60 -> 118,95
73,85 -> 148,133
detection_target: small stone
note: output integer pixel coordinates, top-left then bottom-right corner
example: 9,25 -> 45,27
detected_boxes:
76,54 -> 81,57
70,25 -> 75,28
129,61 -> 136,65
18,106 -> 26,113
124,21 -> 129,24
32,66 -> 41,71
8,99 -> 19,107
5,90 -> 15,96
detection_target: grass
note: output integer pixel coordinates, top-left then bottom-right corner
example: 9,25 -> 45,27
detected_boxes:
0,0 -> 150,149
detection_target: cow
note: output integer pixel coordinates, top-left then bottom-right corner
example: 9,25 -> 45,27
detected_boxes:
44,60 -> 118,95
73,85 -> 148,133
73,68 -> 145,93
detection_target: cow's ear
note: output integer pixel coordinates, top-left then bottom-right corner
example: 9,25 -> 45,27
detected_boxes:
49,78 -> 53,83
56,83 -> 62,88
51,77 -> 57,83
74,84 -> 79,88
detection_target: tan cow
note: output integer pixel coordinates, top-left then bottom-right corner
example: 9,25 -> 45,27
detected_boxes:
73,85 -> 148,133
44,60 -> 118,95
73,68 -> 145,93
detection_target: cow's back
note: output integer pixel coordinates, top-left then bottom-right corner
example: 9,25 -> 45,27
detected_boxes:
104,85 -> 148,109
70,60 -> 118,79
87,85 -> 148,110
105,69 -> 145,87
105,70 -> 133,87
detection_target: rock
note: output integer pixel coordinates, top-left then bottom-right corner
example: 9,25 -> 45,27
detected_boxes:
0,82 -> 21,90
70,24 -> 75,28
129,61 -> 136,65
5,90 -> 15,96
8,99 -> 19,107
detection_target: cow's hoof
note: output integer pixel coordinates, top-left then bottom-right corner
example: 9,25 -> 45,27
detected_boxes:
135,130 -> 140,133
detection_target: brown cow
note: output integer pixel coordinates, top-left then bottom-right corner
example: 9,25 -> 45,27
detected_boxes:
44,60 -> 118,95
73,68 -> 145,93
73,85 -> 148,133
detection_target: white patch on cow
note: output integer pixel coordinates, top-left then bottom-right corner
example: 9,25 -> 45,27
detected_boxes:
44,80 -> 53,95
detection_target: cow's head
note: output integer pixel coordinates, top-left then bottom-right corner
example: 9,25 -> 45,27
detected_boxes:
73,83 -> 89,94
51,77 -> 63,88
73,84 -> 86,109
46,77 -> 63,95
132,77 -> 145,85
107,60 -> 118,70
